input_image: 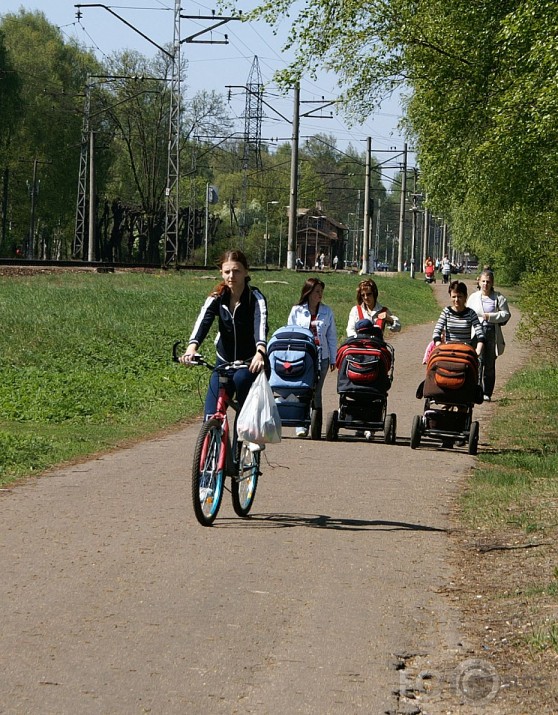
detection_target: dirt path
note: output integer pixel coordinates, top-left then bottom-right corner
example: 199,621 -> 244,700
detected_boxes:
0,280 -> 526,714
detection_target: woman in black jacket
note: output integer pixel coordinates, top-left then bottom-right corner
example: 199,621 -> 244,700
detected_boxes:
180,250 -> 268,418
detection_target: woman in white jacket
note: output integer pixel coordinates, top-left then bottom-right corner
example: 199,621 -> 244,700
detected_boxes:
288,277 -> 337,437
466,269 -> 511,401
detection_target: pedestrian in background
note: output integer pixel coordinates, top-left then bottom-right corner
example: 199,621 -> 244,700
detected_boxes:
287,277 -> 337,437
441,255 -> 451,284
466,269 -> 511,401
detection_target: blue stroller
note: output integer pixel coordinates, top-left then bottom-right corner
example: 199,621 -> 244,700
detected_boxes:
268,326 -> 321,440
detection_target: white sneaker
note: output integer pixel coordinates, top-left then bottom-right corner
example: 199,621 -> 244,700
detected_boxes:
364,430 -> 373,441
246,441 -> 264,452
295,427 -> 308,438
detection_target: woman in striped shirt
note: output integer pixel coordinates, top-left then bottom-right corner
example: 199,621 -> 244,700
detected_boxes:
433,280 -> 485,356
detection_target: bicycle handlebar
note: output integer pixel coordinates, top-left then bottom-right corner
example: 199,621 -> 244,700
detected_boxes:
172,341 -> 251,373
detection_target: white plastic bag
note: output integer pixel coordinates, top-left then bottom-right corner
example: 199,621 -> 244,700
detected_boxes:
237,371 -> 282,445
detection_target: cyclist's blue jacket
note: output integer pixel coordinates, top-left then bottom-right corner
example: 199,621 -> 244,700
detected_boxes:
188,284 -> 268,362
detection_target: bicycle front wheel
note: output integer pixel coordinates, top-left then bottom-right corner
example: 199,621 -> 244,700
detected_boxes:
231,443 -> 260,517
192,418 -> 226,526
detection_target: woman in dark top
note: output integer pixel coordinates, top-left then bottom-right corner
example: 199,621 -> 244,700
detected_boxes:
179,250 -> 268,418
433,280 -> 485,356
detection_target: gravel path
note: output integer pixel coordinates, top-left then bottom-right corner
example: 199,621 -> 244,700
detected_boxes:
0,280 -> 526,714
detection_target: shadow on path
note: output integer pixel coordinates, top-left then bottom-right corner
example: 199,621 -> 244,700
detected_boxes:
215,513 -> 449,532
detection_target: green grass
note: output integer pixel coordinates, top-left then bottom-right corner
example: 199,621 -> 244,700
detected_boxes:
461,362 -> 558,531
525,621 -> 558,653
0,268 -> 437,484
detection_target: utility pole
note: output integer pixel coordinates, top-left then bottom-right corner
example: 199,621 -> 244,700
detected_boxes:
397,142 -> 408,272
409,193 -> 423,279
21,157 -> 50,260
74,73 -> 162,260
75,3 -> 238,266
374,198 -> 381,271
355,191 -> 361,265
422,204 -> 430,267
27,159 -> 39,260
1,168 -> 8,249
88,130 -> 96,261
362,137 -> 372,274
286,89 -> 336,270
442,221 -> 448,258
287,84 -> 300,270
409,167 -> 422,279
163,0 -> 181,266
74,72 -> 92,259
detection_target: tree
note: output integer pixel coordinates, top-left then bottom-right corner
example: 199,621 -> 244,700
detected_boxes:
0,10 -> 100,257
243,0 -> 558,341
0,29 -> 21,254
0,29 -> 20,154
101,50 -> 235,262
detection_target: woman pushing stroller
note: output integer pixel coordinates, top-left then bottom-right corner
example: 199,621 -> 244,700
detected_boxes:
412,280 -> 486,453
433,280 -> 485,355
287,277 -> 337,438
347,279 -> 401,337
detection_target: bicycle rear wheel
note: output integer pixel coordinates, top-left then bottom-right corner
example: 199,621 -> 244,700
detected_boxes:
192,418 -> 225,526
231,443 -> 260,517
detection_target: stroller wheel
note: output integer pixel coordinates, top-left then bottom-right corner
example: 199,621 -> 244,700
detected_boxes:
325,411 -> 339,441
468,421 -> 479,455
310,408 -> 322,441
410,415 -> 422,449
384,413 -> 397,444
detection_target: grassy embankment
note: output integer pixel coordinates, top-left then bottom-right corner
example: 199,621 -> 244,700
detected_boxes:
0,269 -> 435,484
460,353 -> 558,653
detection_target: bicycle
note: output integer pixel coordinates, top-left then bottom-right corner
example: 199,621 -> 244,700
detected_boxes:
173,342 -> 262,526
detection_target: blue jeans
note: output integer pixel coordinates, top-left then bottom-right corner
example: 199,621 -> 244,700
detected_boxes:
204,364 -> 256,419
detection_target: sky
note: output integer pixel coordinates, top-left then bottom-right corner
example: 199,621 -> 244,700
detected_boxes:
1,0 -> 411,178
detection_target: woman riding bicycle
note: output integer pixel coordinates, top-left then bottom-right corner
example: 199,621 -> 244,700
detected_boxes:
179,250 -> 268,417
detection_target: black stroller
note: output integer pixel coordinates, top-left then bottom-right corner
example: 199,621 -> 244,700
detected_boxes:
268,325 -> 322,440
325,320 -> 396,443
411,343 -> 483,454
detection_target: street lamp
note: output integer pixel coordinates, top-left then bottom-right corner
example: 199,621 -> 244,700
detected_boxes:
347,212 -> 355,266
264,201 -> 278,268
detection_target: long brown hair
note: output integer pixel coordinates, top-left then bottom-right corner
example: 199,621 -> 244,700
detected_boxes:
212,249 -> 251,296
296,277 -> 325,305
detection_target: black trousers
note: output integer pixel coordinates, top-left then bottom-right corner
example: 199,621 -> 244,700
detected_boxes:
479,326 -> 497,397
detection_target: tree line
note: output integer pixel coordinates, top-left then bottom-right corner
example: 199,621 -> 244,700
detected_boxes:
1,9 -> 420,270
246,0 -> 558,344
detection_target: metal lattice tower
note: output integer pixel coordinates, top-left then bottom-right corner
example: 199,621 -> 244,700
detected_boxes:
163,0 -> 181,265
73,77 -> 91,259
242,56 -> 263,172
240,56 -> 263,236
